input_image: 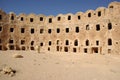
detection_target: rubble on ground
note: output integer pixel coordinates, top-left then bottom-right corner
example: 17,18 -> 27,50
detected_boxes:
13,54 -> 23,58
0,66 -> 16,77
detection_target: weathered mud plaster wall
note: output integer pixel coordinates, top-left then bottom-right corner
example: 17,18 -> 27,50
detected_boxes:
0,1 -> 120,54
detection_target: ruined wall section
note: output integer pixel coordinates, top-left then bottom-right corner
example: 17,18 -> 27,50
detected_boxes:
0,9 -> 9,50
108,2 -> 120,54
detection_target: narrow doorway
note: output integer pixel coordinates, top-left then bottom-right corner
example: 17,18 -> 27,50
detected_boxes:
0,45 -> 2,50
31,47 -> 34,50
73,48 -> 77,52
22,46 -> 26,50
9,45 -> 14,50
84,48 -> 87,53
64,47 -> 68,52
92,47 -> 98,53
48,47 -> 50,51
57,46 -> 59,51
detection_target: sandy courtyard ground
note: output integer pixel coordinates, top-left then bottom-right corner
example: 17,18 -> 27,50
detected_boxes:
0,51 -> 120,80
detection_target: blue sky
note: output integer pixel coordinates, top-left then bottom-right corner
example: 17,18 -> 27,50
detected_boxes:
0,0 -> 120,16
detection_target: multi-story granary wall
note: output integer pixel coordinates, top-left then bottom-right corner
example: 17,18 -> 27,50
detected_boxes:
0,2 -> 120,54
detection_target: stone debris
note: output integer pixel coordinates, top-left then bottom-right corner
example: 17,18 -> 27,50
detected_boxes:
13,54 -> 23,58
0,66 -> 16,77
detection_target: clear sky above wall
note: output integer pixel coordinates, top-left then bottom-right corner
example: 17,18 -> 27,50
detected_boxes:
0,0 -> 120,16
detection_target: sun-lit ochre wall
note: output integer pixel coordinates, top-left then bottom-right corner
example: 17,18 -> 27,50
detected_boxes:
0,2 -> 120,54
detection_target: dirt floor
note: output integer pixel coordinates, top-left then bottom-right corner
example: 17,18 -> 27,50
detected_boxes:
0,51 -> 120,80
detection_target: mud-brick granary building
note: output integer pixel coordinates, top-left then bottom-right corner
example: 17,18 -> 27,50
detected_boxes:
0,2 -> 120,54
